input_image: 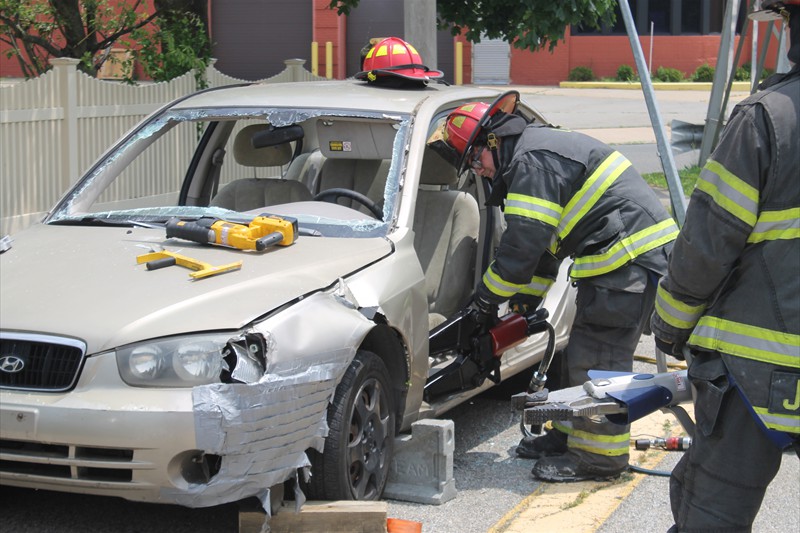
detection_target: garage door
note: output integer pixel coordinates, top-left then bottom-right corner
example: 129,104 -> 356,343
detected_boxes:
472,37 -> 509,85
211,0 -> 312,81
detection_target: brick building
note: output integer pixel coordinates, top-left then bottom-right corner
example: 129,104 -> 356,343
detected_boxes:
1,1 -> 787,85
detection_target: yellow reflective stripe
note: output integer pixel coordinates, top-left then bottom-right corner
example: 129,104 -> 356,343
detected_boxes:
571,219 -> 678,278
505,193 -> 562,227
747,207 -> 800,243
696,159 -> 759,227
518,276 -> 554,297
552,421 -> 573,435
753,407 -> 800,434
690,316 -> 800,367
567,428 -> 630,457
655,284 -> 706,330
549,151 -> 631,252
482,264 -> 525,298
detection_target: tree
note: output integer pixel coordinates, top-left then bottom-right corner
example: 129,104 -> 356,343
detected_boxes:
328,0 -> 618,52
0,0 -> 210,81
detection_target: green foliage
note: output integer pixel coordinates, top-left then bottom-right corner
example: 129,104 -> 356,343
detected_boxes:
733,65 -> 750,81
734,63 -> 770,82
328,0 -> 619,53
616,64 -> 636,82
0,0 -> 210,83
0,0 -> 50,77
653,66 -> 685,83
568,66 -> 595,82
691,64 -> 715,82
131,11 -> 210,86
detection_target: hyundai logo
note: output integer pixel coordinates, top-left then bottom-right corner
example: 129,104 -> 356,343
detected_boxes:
0,355 -> 25,374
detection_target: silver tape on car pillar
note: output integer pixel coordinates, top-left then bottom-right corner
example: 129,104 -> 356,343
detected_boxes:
161,291 -> 372,508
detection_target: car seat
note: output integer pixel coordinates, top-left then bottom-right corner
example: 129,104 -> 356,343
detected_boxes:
211,124 -> 312,211
413,147 -> 480,329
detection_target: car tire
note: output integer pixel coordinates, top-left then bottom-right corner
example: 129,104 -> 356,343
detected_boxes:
305,350 -> 396,501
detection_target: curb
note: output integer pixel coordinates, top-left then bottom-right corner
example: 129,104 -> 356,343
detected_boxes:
559,81 -> 752,91
489,408 -> 692,533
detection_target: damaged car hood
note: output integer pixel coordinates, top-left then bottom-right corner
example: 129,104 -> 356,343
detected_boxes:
0,224 -> 392,353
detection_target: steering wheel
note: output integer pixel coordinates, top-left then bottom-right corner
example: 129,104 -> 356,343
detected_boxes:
313,188 -> 383,220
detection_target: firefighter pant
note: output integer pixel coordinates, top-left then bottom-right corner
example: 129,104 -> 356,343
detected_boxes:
558,263 -> 657,474
669,351 -> 786,533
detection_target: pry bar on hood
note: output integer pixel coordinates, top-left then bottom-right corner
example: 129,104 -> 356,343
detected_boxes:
137,250 -> 243,280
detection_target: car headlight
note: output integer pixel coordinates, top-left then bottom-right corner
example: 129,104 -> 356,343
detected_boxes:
117,334 -> 229,387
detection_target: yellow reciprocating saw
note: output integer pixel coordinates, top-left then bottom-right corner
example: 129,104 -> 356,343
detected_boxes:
165,214 -> 298,252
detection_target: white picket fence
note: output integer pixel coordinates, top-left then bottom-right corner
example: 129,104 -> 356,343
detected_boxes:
0,58 -> 326,236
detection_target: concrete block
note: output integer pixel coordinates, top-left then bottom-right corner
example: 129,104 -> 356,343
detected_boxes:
383,418 -> 456,505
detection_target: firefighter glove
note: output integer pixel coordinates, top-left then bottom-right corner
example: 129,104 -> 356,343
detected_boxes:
655,336 -> 686,361
510,294 -> 541,315
470,293 -> 498,326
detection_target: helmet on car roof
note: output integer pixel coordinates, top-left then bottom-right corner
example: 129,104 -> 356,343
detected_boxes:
750,0 -> 800,20
355,37 -> 443,85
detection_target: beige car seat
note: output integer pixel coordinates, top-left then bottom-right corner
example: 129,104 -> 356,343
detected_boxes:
413,148 -> 480,329
211,124 -> 312,211
314,158 -> 391,215
313,118 -> 397,217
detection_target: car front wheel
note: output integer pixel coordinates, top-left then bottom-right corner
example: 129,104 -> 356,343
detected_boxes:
306,350 -> 395,500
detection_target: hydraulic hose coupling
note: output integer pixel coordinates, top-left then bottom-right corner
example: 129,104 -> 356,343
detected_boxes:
634,436 -> 692,451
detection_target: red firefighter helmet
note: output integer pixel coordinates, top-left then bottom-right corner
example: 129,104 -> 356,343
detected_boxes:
750,0 -> 800,20
355,37 -> 443,83
441,91 -> 520,173
443,102 -> 490,158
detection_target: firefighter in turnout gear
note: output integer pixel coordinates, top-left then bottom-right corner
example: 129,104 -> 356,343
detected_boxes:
652,1 -> 800,530
429,91 -> 677,481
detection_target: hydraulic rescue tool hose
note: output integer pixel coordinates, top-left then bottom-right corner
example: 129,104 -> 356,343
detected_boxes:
520,320 -> 557,438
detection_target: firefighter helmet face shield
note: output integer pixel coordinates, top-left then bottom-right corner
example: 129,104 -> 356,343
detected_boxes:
447,91 -> 520,175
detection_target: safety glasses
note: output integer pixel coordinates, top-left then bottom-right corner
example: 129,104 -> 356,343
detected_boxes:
469,145 -> 485,170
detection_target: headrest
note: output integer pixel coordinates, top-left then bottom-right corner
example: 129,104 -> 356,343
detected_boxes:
420,146 -> 459,187
233,125 -> 293,167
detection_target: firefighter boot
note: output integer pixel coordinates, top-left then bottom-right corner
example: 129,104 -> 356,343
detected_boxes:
515,427 -> 568,459
531,451 -> 626,482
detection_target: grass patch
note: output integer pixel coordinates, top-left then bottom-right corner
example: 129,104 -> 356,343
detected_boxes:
618,470 -> 635,483
642,165 -> 701,196
562,489 -> 592,510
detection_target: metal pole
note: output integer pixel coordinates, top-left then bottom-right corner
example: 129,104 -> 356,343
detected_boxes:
754,21 -> 775,93
699,0 -> 741,167
618,0 -> 687,226
404,0 -> 437,69
775,23 -> 791,73
751,19 -> 759,90
713,18 -> 750,150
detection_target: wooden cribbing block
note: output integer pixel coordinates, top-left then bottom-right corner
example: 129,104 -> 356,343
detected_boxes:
239,500 -> 389,533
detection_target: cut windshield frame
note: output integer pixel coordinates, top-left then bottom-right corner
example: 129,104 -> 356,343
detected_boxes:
46,106 -> 411,239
